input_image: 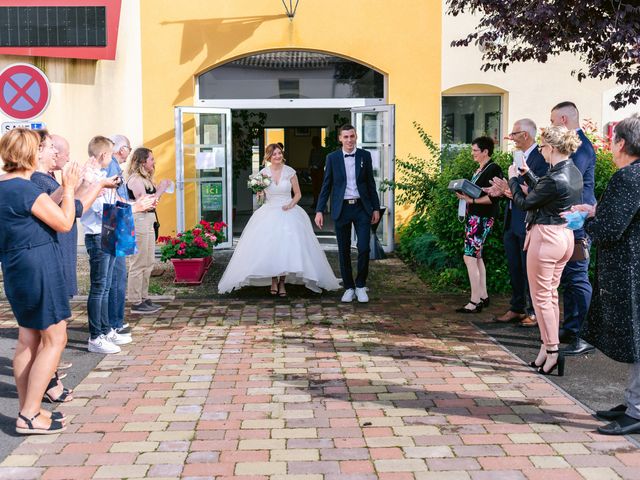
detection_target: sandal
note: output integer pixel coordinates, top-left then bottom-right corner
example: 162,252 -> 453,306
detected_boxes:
19,410 -> 66,422
537,350 -> 565,376
455,300 -> 482,314
43,372 -> 74,403
16,412 -> 66,435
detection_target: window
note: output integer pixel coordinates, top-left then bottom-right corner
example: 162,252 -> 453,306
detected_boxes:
442,95 -> 502,144
199,50 -> 384,100
278,79 -> 300,98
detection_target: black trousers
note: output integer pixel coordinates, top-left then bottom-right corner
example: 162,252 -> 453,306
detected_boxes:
335,201 -> 371,289
504,227 -> 534,315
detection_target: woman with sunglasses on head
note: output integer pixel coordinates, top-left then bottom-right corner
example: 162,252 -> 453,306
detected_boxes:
509,125 -> 583,376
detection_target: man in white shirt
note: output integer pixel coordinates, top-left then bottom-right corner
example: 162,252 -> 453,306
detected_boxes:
315,125 -> 381,303
81,136 -> 132,354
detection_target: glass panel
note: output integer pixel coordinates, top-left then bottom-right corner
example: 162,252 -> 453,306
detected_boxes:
199,51 -> 384,99
352,109 -> 392,248
178,109 -> 232,248
442,95 -> 502,144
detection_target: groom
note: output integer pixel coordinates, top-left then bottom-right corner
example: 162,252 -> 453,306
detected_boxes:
315,124 -> 380,303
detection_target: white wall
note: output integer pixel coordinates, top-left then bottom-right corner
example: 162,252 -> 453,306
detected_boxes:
0,0 -> 143,161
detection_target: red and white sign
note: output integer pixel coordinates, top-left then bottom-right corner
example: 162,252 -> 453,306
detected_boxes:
0,64 -> 51,121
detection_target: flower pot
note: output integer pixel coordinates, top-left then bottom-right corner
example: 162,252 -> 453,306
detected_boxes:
171,257 -> 212,285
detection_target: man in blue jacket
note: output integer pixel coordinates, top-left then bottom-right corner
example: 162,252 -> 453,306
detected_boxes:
493,119 -> 549,326
550,102 -> 596,356
315,124 -> 380,303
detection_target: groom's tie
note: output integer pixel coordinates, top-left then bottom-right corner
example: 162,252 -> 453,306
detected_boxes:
344,153 -> 355,158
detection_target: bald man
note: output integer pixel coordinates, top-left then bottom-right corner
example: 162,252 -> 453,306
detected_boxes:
549,101 -> 596,356
51,134 -> 70,171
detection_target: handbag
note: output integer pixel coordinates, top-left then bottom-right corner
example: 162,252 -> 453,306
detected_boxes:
153,211 -> 160,241
101,201 -> 138,257
569,238 -> 590,262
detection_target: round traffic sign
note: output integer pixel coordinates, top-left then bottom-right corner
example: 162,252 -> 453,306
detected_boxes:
0,64 -> 51,121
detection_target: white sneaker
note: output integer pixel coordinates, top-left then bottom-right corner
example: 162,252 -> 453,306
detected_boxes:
341,288 -> 355,303
355,287 -> 369,303
88,335 -> 121,354
106,329 -> 133,345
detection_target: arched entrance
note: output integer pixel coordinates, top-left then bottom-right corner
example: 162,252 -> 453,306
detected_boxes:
175,50 -> 395,251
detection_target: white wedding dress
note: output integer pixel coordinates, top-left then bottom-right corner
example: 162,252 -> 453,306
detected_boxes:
218,165 -> 341,293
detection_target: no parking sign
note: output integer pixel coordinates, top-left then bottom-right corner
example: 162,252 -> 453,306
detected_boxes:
0,64 -> 51,121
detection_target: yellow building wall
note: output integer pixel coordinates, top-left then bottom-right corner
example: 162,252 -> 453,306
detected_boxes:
140,0 -> 442,234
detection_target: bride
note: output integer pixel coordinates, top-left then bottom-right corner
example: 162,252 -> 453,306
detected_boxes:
218,143 -> 341,296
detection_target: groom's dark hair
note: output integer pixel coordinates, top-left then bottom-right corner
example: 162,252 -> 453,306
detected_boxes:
339,124 -> 356,134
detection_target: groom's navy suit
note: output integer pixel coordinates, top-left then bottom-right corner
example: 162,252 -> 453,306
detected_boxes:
316,148 -> 380,289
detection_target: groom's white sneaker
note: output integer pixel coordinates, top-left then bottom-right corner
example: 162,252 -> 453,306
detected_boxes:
355,287 -> 369,303
341,288 -> 355,303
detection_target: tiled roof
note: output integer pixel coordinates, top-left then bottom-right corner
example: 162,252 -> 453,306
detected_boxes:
230,51 -> 336,70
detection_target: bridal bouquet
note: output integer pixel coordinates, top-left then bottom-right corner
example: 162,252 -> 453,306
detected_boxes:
247,172 -> 271,205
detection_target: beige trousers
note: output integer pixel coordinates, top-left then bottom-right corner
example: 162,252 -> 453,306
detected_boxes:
525,224 -> 574,346
127,212 -> 156,304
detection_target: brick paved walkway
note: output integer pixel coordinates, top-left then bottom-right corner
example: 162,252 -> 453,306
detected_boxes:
1,258 -> 639,479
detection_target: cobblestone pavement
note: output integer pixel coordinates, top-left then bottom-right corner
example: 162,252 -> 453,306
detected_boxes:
1,258 -> 639,480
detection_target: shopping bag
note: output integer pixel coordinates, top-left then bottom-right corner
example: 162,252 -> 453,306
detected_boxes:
101,201 -> 138,257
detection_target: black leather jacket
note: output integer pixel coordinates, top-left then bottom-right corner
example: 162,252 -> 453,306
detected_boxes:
508,159 -> 583,228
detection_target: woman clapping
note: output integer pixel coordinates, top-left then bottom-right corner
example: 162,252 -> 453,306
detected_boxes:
509,126 -> 583,376
0,129 -> 81,434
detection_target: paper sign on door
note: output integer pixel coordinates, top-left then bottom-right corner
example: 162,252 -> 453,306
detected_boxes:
196,147 -> 225,170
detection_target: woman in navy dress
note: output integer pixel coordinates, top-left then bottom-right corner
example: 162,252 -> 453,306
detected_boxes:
0,128 -> 81,435
30,130 -> 116,404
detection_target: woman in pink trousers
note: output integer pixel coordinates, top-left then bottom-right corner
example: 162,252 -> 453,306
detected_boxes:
508,126 -> 584,376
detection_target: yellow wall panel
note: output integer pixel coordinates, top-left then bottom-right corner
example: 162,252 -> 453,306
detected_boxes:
140,0 -> 442,234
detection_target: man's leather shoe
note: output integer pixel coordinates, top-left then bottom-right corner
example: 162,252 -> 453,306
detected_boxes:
559,328 -> 576,344
494,311 -> 526,323
519,315 -> 537,328
595,404 -> 627,420
560,338 -> 595,356
597,414 -> 640,435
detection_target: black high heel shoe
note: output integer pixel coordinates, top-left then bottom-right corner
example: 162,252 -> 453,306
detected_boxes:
455,300 -> 482,314
537,350 -> 565,376
529,340 -> 544,368
480,297 -> 490,308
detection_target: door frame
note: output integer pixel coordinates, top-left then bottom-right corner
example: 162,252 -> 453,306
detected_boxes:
174,106 -> 233,248
351,104 -> 396,252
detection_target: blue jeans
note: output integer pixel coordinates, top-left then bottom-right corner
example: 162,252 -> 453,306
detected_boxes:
108,256 -> 127,329
86,234 -> 116,339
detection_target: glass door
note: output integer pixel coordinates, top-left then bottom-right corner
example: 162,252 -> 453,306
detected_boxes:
351,105 -> 395,251
174,107 -> 233,248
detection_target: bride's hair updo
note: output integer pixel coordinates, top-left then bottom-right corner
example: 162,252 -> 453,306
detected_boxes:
263,143 -> 285,165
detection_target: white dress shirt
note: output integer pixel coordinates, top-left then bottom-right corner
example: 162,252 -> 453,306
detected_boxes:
523,143 -> 537,163
342,149 -> 360,200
